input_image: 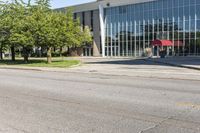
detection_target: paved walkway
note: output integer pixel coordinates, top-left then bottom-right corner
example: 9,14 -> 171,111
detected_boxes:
148,56 -> 200,70
66,58 -> 200,81
0,57 -> 200,81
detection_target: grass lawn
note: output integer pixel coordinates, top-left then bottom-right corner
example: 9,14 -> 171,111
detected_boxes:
0,59 -> 80,68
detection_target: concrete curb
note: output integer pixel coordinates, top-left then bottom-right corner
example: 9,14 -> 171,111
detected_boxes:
145,59 -> 200,71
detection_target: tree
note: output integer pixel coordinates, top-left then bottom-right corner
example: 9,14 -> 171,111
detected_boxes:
0,0 -> 92,64
0,36 -> 9,60
81,26 -> 93,46
64,8 -> 92,56
0,16 -> 10,60
0,2 -> 17,61
8,3 -> 35,62
0,0 -> 34,62
29,7 -> 60,63
30,6 -> 92,63
27,0 -> 57,63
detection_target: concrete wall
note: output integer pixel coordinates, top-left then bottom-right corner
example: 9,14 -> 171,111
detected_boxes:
93,10 -> 101,56
76,10 -> 101,56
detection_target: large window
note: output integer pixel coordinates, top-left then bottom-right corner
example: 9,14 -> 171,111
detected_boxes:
91,11 -> 94,31
82,12 -> 85,28
104,0 -> 200,56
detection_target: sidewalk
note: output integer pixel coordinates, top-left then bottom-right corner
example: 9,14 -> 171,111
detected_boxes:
147,56 -> 200,70
0,57 -> 200,81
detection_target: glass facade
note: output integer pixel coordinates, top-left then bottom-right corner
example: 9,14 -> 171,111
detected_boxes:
104,0 -> 200,57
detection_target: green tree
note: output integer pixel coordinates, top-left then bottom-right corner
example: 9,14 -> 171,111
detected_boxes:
30,6 -> 92,63
64,8 -> 92,56
27,0 -> 57,63
0,0 -> 92,64
0,2 -> 17,61
8,3 -> 35,62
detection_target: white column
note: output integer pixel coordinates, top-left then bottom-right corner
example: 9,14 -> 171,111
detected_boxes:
172,17 -> 175,55
118,21 -> 120,56
99,5 -> 105,57
134,21 -> 137,57
195,12 -> 197,55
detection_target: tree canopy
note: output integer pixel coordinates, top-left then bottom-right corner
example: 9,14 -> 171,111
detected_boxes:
0,0 -> 92,63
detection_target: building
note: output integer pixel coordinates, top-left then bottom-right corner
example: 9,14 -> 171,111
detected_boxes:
57,0 -> 200,57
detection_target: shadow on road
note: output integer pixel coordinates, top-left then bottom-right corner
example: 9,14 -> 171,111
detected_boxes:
86,59 -> 169,66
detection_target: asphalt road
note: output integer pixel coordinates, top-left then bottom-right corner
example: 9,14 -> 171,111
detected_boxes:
0,60 -> 200,133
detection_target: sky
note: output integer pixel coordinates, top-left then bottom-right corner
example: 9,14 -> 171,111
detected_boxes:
50,0 -> 96,9
3,0 -> 96,9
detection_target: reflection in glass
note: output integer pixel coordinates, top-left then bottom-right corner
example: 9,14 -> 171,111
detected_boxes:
104,0 -> 200,56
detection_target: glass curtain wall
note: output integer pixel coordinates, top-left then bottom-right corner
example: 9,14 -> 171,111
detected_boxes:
104,0 -> 200,57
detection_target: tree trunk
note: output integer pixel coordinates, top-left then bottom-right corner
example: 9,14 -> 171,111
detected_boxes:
0,46 -> 3,60
24,55 -> 29,63
41,47 -> 43,57
23,47 -> 29,63
0,53 -> 2,60
47,47 -> 52,64
11,46 -> 15,61
60,46 -> 63,57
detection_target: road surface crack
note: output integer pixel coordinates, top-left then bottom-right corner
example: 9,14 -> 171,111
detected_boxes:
138,116 -> 173,133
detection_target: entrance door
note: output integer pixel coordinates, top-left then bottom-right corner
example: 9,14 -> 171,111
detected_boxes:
153,46 -> 159,56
